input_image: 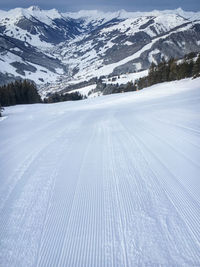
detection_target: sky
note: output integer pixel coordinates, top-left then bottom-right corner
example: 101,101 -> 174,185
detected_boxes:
0,0 -> 200,12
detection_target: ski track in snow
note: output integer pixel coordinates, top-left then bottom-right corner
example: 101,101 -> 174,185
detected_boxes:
0,78 -> 200,266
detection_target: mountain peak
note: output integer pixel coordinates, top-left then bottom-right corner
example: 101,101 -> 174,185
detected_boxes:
28,6 -> 42,12
28,6 -> 42,11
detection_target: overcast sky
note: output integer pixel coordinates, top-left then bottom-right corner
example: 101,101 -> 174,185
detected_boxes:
0,0 -> 200,12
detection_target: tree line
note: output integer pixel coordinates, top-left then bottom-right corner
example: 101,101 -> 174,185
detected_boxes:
0,104 -> 4,117
0,52 -> 199,116
0,80 -> 41,107
0,79 -> 84,117
107,52 -> 200,94
43,91 -> 84,103
136,53 -> 200,90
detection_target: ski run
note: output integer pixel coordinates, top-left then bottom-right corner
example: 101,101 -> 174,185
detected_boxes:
0,78 -> 200,266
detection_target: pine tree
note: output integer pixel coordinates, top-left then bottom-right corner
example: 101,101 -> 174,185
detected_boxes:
148,62 -> 156,85
0,104 -> 4,117
0,80 -> 41,106
192,54 -> 200,77
169,58 -> 177,81
124,81 -> 136,92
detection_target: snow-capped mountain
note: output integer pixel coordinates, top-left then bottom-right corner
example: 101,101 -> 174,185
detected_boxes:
0,6 -> 200,91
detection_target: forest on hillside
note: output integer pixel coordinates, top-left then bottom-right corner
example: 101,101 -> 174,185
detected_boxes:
0,53 -> 200,114
91,53 -> 200,95
136,53 -> 200,90
0,80 -> 41,107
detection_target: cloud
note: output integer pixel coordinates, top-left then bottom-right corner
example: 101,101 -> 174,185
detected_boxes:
0,0 -> 199,12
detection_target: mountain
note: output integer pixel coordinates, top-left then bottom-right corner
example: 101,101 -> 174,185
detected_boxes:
0,6 -> 200,94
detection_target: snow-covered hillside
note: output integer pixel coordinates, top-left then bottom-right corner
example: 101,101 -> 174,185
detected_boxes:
0,78 -> 200,266
0,6 -> 200,91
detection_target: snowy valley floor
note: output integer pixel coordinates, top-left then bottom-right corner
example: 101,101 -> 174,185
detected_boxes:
0,78 -> 200,266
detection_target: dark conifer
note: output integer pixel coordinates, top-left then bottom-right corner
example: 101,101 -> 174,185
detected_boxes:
0,80 -> 41,106
192,54 -> 200,77
0,104 -> 4,117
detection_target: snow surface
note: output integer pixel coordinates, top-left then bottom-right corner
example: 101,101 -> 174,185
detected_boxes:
0,51 -> 61,84
0,6 -> 61,26
100,14 -> 186,37
0,6 -> 62,49
0,78 -> 200,266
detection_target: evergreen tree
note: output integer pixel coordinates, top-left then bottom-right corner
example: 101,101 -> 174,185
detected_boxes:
0,80 -> 41,106
45,91 -> 83,103
0,104 -> 4,117
124,81 -> 137,92
148,62 -> 157,85
135,53 -> 199,91
192,54 -> 200,77
168,58 -> 177,81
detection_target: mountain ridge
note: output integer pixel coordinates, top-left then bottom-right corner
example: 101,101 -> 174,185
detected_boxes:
0,6 -> 200,95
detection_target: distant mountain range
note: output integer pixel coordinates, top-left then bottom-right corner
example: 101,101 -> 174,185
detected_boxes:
0,6 -> 200,93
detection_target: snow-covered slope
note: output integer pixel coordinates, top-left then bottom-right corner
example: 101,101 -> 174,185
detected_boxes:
61,12 -> 200,82
0,6 -> 81,47
0,6 -> 83,85
0,78 -> 200,266
0,6 -> 200,89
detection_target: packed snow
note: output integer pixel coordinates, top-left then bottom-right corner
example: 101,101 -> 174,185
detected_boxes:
0,78 -> 200,266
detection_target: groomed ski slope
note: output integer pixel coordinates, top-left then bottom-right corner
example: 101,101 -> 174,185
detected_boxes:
0,78 -> 200,266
